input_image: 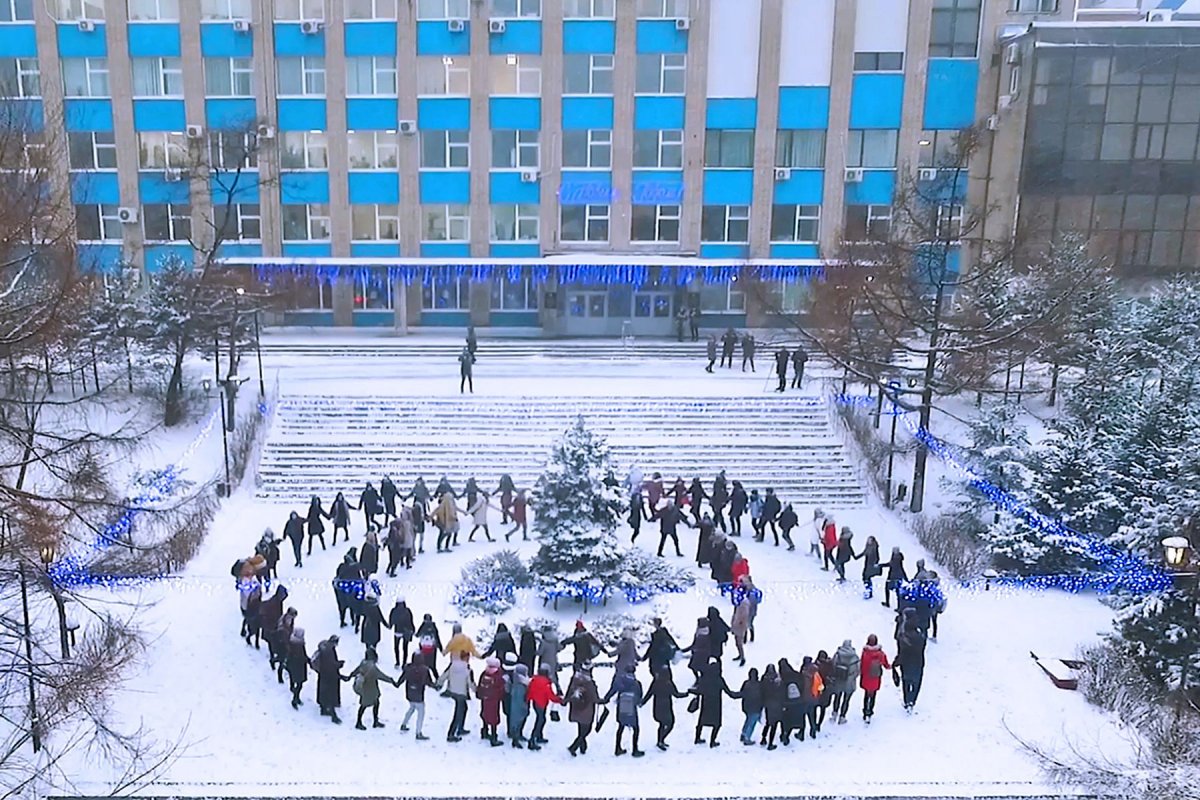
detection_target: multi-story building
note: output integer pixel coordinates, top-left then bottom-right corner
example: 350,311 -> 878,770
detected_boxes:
1,0 -> 1188,332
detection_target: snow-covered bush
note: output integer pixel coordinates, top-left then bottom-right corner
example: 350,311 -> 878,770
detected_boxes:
618,548 -> 696,603
453,549 -> 532,616
907,512 -> 990,581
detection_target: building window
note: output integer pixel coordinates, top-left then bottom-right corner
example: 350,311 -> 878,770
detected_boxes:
351,204 -> 400,240
421,204 -> 470,241
568,292 -> 608,317
282,203 -> 331,241
491,54 -> 542,95
491,273 -> 539,310
770,204 -> 821,242
76,204 -> 121,241
1009,0 -> 1057,11
214,202 -> 261,240
918,130 -> 959,168
143,203 -> 191,241
562,129 -> 612,169
57,0 -> 104,20
132,57 -> 183,97
936,204 -> 964,240
348,131 -> 398,170
204,57 -> 253,97
0,130 -> 43,171
275,0 -> 324,20
209,131 -> 258,170
347,0 -> 397,18
563,0 -> 614,17
631,204 -> 680,242
563,53 -> 613,95
633,129 -> 683,169
354,272 -> 394,310
847,129 -> 899,168
930,0 -> 981,58
422,272 -> 470,310
68,131 -> 117,170
420,130 -> 470,169
636,0 -> 689,17
347,56 -> 398,96
416,0 -> 469,20
61,58 -> 108,97
492,130 -> 540,169
699,281 -> 746,312
853,52 -> 904,72
491,204 -> 540,241
281,131 -> 328,170
127,0 -> 179,20
701,205 -> 750,243
200,0 -> 251,19
490,0 -> 540,17
635,53 -> 686,95
138,131 -> 189,170
561,204 -> 609,242
776,130 -> 826,168
845,204 -> 892,241
0,58 -> 40,98
277,56 -> 326,96
0,0 -> 34,21
704,130 -> 754,168
416,55 -> 470,95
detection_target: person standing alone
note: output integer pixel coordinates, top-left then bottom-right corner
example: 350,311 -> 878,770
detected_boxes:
458,346 -> 474,394
774,347 -> 790,392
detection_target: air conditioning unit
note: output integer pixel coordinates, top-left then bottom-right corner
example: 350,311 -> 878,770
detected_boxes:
1148,9 -> 1174,22
398,120 -> 417,135
675,17 -> 691,30
77,19 -> 95,32
918,168 -> 939,182
232,19 -> 251,33
164,168 -> 185,182
447,18 -> 466,32
186,124 -> 205,139
986,114 -> 1000,131
774,167 -> 792,181
257,123 -> 275,139
519,169 -> 539,183
998,94 -> 1014,110
117,207 -> 139,224
844,167 -> 864,183
300,20 -> 323,35
1005,43 -> 1021,65
488,19 -> 506,33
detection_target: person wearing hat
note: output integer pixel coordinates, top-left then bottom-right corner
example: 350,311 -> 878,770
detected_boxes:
613,627 -> 638,675
313,634 -> 345,724
536,623 -> 561,692
475,656 -> 506,745
388,596 -> 416,668
284,626 -> 309,709
602,663 -> 645,757
444,622 -> 480,660
527,664 -> 564,750
415,613 -> 442,678
507,663 -> 532,748
359,593 -> 389,650
398,651 -> 434,740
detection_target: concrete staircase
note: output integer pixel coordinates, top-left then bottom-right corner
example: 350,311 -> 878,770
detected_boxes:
256,395 -> 867,508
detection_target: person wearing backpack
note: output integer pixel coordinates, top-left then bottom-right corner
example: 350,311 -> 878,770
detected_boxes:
347,646 -> 397,731
414,613 -> 442,678
641,663 -> 688,751
691,657 -> 739,747
602,663 -> 645,757
859,633 -> 891,723
738,668 -> 763,745
398,652 -> 434,740
796,656 -> 824,742
829,639 -> 861,725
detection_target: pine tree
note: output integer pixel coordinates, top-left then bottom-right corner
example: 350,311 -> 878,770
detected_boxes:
529,417 -> 627,604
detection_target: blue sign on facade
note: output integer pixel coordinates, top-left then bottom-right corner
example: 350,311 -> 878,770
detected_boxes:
558,181 -> 684,205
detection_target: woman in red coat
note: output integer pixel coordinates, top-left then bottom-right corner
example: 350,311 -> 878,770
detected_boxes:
858,634 -> 891,724
822,518 -> 839,571
476,657 -> 506,745
730,556 -> 750,588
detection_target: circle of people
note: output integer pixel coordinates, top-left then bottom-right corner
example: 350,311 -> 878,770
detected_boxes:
232,470 -> 947,755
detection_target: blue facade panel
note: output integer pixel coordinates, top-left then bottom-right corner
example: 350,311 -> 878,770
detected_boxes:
559,170 -> 613,204
280,172 -> 331,203
9,99 -> 43,130
344,22 -> 398,55
778,87 -> 830,129
562,97 -> 613,129
77,244 -> 123,273
206,98 -> 258,129
64,99 -> 113,131
127,23 -> 181,56
218,243 -> 263,259
700,243 -> 750,259
420,243 -> 471,258
849,74 -> 904,129
924,59 -> 980,130
144,245 -> 193,271
353,311 -> 394,327
419,171 -> 470,203
490,243 -> 540,258
631,170 -> 684,205
844,170 -> 896,205
703,170 -> 754,205
490,172 -> 540,204
0,25 -> 37,56
416,21 -> 470,55
274,23 -> 325,56
773,170 -> 824,204
488,20 -> 541,54
770,243 -> 821,259
348,172 -> 400,203
57,24 -> 107,57
132,99 -> 185,131
706,98 -> 757,129
562,20 -> 615,53
347,98 -> 399,129
200,23 -> 254,57
350,242 -> 402,257
283,242 -> 333,257
417,98 -> 470,129
633,96 -> 684,129
278,99 -> 327,130
212,174 -> 260,204
635,20 -> 688,53
490,97 -> 541,130
139,173 -> 190,204
70,172 -> 120,204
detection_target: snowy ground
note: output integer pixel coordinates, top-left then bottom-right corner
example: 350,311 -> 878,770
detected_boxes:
60,341 -> 1138,798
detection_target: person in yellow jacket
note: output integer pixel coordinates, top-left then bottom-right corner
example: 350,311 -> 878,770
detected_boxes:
433,493 -> 460,553
444,622 -> 480,660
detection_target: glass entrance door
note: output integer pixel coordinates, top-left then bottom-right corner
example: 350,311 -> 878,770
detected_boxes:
630,291 -> 673,335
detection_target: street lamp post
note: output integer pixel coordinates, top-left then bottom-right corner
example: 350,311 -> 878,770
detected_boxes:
1162,533 -> 1200,722
203,378 -> 231,495
17,562 -> 40,753
39,546 -> 69,660
253,308 -> 265,399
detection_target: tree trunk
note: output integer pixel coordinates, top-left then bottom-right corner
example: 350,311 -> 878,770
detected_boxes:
43,350 -> 53,394
910,288 -> 945,515
164,346 -> 187,426
1048,362 -> 1060,407
91,342 -> 100,390
124,336 -> 134,393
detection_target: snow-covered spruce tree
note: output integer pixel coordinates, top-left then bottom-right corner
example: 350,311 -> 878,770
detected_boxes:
529,417 -> 627,604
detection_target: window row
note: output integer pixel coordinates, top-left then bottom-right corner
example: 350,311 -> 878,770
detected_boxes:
74,202 -> 260,242
66,131 -> 258,171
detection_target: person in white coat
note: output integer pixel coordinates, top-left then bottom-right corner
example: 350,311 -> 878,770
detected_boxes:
463,491 -> 495,543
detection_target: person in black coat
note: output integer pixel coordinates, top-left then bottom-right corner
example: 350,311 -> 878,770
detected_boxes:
642,617 -> 680,676
710,473 -> 729,532
777,503 -> 798,551
628,490 -> 649,543
359,530 -> 380,577
359,483 -> 383,531
517,625 -> 537,672
720,328 -> 737,368
705,334 -> 717,373
791,347 -> 808,388
411,496 -> 428,555
738,668 -> 764,745
330,492 -> 356,545
641,665 -> 689,750
466,325 -> 478,361
494,473 -> 516,523
759,488 -> 782,544
882,547 -> 907,608
283,511 -> 305,568
705,607 -> 731,661
380,476 -> 400,521
285,627 -> 309,709
333,551 -> 363,630
359,594 -> 388,649
388,597 -> 415,667
463,477 -> 480,509
728,481 -> 747,537
688,306 -> 700,342
692,659 -> 739,747
434,476 -> 456,500
459,346 -> 474,393
774,348 -> 790,392
414,613 -> 442,678
687,477 -> 708,527
740,333 -> 756,372
695,514 -> 716,567
408,477 -> 431,506
894,613 -> 928,712
484,623 -> 517,663
305,495 -> 330,555
655,501 -> 688,558
861,535 -> 882,599
313,635 -> 345,724
760,664 -> 784,748
560,622 -> 607,669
